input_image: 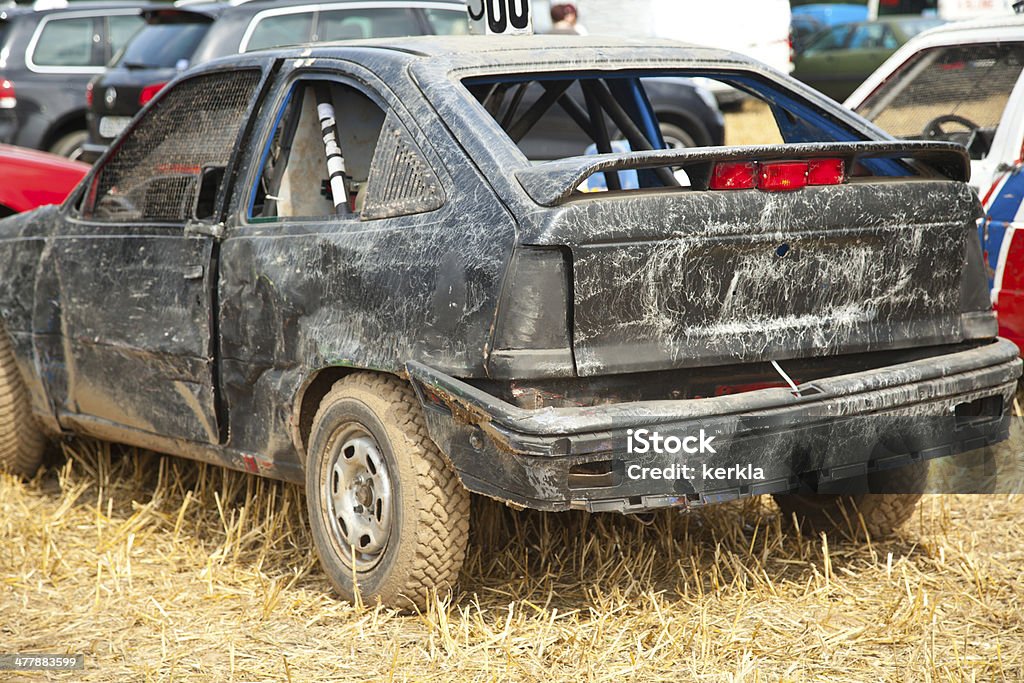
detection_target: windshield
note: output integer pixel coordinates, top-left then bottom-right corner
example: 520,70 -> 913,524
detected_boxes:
854,42 -> 1024,160
115,21 -> 211,69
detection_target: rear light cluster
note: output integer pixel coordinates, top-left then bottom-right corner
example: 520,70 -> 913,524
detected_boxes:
85,81 -> 94,108
709,159 -> 846,192
139,82 -> 167,107
0,79 -> 15,109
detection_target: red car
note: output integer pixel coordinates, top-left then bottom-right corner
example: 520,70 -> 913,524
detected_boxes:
0,144 -> 88,217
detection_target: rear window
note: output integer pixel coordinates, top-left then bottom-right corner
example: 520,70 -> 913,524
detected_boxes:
244,12 -> 313,52
854,42 -> 1024,160
116,21 -> 211,69
108,14 -> 144,55
32,16 -> 96,67
463,70 -> 920,196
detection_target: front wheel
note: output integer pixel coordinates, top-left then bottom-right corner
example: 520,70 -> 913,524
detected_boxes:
305,373 -> 469,610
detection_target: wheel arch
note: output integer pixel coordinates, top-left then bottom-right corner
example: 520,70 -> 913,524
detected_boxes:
291,365 -> 391,460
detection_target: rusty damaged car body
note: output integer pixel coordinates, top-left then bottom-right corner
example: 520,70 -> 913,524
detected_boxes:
0,36 -> 1019,608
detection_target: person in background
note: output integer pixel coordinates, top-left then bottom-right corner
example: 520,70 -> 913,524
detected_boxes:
549,3 -> 588,35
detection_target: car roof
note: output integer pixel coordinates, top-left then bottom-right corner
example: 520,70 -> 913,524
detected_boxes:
910,12 -> 1024,39
0,1 -> 154,19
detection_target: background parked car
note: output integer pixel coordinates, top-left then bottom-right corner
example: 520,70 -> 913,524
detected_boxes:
84,3 -> 225,159
84,0 -> 470,158
0,143 -> 87,215
0,1 -> 150,159
790,3 -> 869,51
792,16 -> 944,101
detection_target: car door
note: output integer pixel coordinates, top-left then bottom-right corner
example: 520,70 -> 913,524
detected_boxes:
45,67 -> 267,444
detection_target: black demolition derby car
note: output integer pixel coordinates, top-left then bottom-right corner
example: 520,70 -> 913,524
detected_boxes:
0,36 -> 1019,609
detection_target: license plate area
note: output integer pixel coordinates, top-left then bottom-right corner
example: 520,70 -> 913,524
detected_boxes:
99,116 -> 131,139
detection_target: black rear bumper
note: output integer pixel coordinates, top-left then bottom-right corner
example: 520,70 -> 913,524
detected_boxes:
407,339 -> 1022,513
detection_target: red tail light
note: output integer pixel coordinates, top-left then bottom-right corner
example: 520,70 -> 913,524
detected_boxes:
710,158 -> 846,191
807,158 -> 846,186
138,82 -> 167,106
759,161 -> 807,192
709,161 -> 756,190
85,81 -> 94,108
0,79 -> 16,109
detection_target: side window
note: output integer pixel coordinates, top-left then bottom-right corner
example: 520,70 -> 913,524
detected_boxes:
317,8 -> 420,40
32,17 -> 97,67
250,79 -> 443,222
423,9 -> 470,35
849,24 -> 893,50
84,70 -> 262,223
107,15 -> 145,57
805,25 -> 852,54
244,13 -> 314,52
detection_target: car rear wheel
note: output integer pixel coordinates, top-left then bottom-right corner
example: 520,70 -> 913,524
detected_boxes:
305,372 -> 469,610
48,130 -> 88,160
658,121 -> 698,150
0,328 -> 46,477
773,462 -> 927,539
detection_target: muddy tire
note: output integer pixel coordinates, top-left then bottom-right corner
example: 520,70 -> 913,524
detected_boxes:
305,372 -> 469,610
773,462 -> 927,539
0,329 -> 45,476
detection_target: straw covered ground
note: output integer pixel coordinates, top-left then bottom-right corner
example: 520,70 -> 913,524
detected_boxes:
2,437 -> 1023,682
2,103 -> 1023,682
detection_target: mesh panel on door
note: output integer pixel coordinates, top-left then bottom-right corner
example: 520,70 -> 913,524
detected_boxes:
88,70 -> 261,222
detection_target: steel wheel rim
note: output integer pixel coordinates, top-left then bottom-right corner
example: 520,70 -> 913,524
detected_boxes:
325,427 -> 394,571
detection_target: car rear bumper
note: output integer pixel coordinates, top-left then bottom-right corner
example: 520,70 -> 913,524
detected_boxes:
407,339 -> 1022,513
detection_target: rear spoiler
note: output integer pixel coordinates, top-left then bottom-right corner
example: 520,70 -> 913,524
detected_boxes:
515,141 -> 970,207
142,7 -> 222,23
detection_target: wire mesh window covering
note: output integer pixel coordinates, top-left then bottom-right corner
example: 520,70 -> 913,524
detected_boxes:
86,70 -> 262,223
360,110 -> 444,220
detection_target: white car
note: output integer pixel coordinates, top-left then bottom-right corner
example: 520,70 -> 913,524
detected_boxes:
846,14 -> 1024,352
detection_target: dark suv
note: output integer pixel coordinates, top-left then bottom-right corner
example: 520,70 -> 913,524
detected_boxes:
84,0 -> 472,157
0,1 -> 150,158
